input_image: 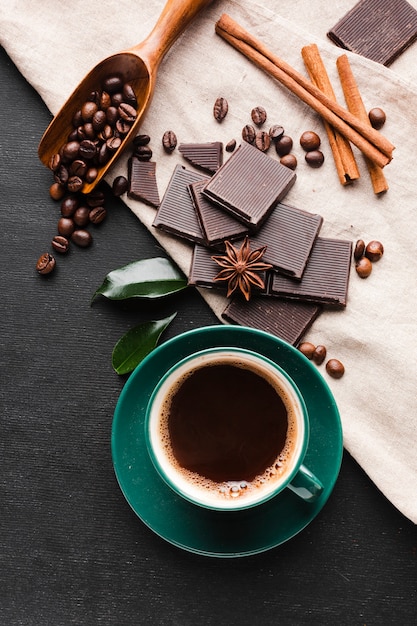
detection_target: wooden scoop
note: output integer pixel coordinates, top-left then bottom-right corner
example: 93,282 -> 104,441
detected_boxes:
38,0 -> 214,194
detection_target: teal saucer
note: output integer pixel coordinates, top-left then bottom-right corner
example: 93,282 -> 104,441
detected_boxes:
111,326 -> 343,558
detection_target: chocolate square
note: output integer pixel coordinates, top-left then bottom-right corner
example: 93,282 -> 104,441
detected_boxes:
152,165 -> 209,244
248,202 -> 323,279
270,237 -> 353,308
127,157 -> 160,207
189,179 -> 249,247
222,296 -> 322,346
178,142 -> 223,173
327,0 -> 417,66
202,142 -> 296,229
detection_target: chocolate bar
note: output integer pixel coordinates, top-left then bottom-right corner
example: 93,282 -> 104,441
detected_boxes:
222,296 -> 321,345
248,202 -> 323,278
202,142 -> 296,229
127,157 -> 160,207
270,237 -> 353,308
178,142 -> 223,173
189,179 -> 249,246
188,243 -> 268,294
152,165 -> 209,244
327,0 -> 417,66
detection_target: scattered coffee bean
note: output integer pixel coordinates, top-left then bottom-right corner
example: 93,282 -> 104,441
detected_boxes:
298,342 -> 316,359
355,256 -> 372,278
251,106 -> 267,126
354,239 -> 366,260
49,182 -> 66,201
255,130 -> 271,152
242,124 -> 256,144
57,217 -> 75,237
133,134 -> 151,147
313,345 -> 327,365
269,125 -> 284,141
73,206 -> 90,227
368,107 -> 386,130
134,145 -> 152,161
225,139 -> 237,152
71,229 -> 93,247
365,240 -> 384,262
300,130 -> 321,151
61,195 -> 79,217
280,154 -> 297,170
86,190 -> 105,207
51,235 -> 70,254
36,252 -> 56,275
305,150 -> 325,168
162,130 -> 177,153
213,97 -> 228,122
112,175 -> 128,196
67,176 -> 84,193
89,206 -> 107,225
326,359 -> 345,379
275,135 -> 293,157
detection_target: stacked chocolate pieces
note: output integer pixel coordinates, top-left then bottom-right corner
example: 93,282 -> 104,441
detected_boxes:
153,141 -> 353,346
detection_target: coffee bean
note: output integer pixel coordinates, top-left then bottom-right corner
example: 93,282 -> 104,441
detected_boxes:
365,240 -> 384,262
123,83 -> 137,106
106,106 -> 119,126
36,252 -> 56,275
69,159 -> 88,178
61,195 -> 79,217
225,139 -> 236,152
111,92 -> 124,107
354,239 -> 365,260
81,101 -> 98,122
86,190 -> 105,207
85,167 -> 98,183
73,206 -> 90,227
106,136 -> 122,152
51,235 -> 69,254
102,74 -> 123,94
112,175 -> 128,196
254,130 -> 271,152
213,97 -> 228,122
62,141 -> 80,161
251,106 -> 267,126
326,359 -> 345,379
99,91 -> 111,110
67,176 -> 84,193
54,164 -> 69,185
134,145 -> 152,161
298,342 -> 316,359
58,217 -> 75,237
71,229 -> 93,247
312,345 -> 327,365
116,118 -> 131,135
242,124 -> 256,144
118,102 -> 137,123
355,256 -> 372,278
98,143 -> 110,165
78,140 -> 97,160
269,125 -> 284,141
280,154 -> 297,170
368,107 -> 386,130
48,153 -> 61,172
134,134 -> 151,147
162,130 -> 177,153
300,130 -> 321,151
92,110 -> 107,132
275,135 -> 293,157
305,150 -> 324,168
89,206 -> 107,224
49,182 -> 66,200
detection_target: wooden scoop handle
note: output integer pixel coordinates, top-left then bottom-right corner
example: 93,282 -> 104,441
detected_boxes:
130,0 -> 214,68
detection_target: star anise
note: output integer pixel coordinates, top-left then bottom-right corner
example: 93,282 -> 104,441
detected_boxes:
211,237 -> 272,301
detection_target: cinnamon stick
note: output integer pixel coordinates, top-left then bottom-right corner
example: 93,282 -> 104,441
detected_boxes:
215,14 -> 395,168
336,54 -> 389,194
301,44 -> 360,186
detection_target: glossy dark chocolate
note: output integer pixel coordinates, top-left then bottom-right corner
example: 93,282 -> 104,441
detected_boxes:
127,157 -> 160,207
178,142 -> 223,173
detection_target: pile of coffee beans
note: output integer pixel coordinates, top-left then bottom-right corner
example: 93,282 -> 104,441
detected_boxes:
354,238 -> 384,278
298,341 -> 345,379
47,74 -> 138,198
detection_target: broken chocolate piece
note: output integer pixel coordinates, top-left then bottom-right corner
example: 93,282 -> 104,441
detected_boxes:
202,142 -> 296,229
222,296 -> 321,345
127,157 -> 160,207
249,202 -> 323,279
152,165 -> 208,244
327,0 -> 417,66
189,179 -> 248,246
270,237 -> 352,308
188,244 -> 269,294
178,142 -> 223,173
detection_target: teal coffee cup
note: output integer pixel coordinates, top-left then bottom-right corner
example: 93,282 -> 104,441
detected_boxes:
145,347 -> 323,512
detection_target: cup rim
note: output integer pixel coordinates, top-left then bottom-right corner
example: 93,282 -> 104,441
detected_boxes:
144,346 -> 310,511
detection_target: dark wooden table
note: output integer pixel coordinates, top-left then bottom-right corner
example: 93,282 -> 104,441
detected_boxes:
1,45 -> 416,625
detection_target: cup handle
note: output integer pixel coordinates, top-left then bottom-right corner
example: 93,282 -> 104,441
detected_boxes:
287,464 -> 324,502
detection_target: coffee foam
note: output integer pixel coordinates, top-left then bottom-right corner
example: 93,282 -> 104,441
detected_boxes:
150,353 -> 302,507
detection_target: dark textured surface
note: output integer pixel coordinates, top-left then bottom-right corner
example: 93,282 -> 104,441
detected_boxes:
1,45 -> 416,626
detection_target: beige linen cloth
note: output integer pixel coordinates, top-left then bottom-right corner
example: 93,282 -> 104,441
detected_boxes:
1,0 -> 416,523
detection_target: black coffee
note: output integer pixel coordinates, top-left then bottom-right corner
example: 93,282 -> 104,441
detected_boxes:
166,362 -> 289,483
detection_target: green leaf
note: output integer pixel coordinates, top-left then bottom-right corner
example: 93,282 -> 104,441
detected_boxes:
111,313 -> 177,375
91,257 -> 187,303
